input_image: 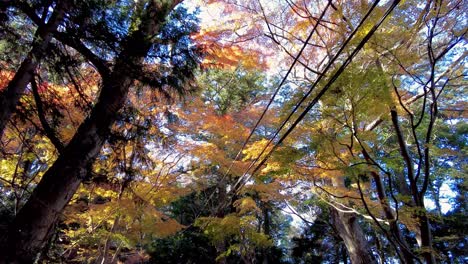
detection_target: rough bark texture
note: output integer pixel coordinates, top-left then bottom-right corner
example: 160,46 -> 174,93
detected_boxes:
330,208 -> 377,264
330,177 -> 376,264
0,1 -> 181,263
0,0 -> 69,138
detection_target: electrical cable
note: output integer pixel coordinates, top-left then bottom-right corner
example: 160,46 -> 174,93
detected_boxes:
205,0 -> 334,215
232,0 -> 401,200
229,0 -> 383,198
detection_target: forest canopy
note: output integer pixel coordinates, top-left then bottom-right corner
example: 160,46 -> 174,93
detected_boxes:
0,0 -> 466,263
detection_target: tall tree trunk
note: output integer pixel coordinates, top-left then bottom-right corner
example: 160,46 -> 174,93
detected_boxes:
0,0 -> 69,138
0,1 -> 180,263
262,203 -> 270,264
418,203 -> 436,264
330,208 -> 377,264
215,177 -> 228,264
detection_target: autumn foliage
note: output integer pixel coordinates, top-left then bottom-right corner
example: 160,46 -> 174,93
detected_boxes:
0,0 -> 466,263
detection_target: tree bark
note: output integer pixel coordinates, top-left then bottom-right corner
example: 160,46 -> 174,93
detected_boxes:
330,208 -> 377,264
418,203 -> 436,264
391,109 -> 435,263
361,156 -> 415,264
0,0 -> 69,138
262,203 -> 270,264
0,1 -> 181,263
330,177 -> 377,264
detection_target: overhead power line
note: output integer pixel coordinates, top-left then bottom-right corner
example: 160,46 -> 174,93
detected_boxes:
226,0 -> 334,198
202,0 -> 334,217
231,0 -> 401,201
230,0 -> 382,196
222,0 -> 333,180
230,0 -> 383,196
248,0 -> 401,180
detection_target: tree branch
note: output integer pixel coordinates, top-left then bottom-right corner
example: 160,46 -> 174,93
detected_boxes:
30,76 -> 64,153
54,32 -> 111,78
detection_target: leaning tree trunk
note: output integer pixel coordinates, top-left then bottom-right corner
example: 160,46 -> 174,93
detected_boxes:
0,1 -> 181,263
0,0 -> 69,138
330,208 -> 377,264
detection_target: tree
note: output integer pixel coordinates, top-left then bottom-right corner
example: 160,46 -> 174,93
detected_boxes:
0,1 -> 201,262
291,206 -> 348,264
0,0 -> 70,138
278,1 -> 465,263
166,66 -> 295,263
0,0 -> 465,262
246,0 -> 466,263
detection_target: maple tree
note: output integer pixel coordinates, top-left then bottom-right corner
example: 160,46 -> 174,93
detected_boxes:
173,67 -> 283,263
256,0 -> 467,263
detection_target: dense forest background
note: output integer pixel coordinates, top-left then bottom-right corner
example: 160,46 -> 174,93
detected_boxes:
0,0 -> 466,263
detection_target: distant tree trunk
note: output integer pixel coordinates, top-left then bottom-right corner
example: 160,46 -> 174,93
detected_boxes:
262,203 -> 270,264
100,164 -> 133,264
99,216 -> 120,264
330,208 -> 377,264
0,1 -> 181,263
0,0 -> 69,138
375,232 -> 384,264
341,244 -> 348,264
333,245 -> 340,264
215,177 -> 228,264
